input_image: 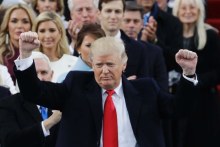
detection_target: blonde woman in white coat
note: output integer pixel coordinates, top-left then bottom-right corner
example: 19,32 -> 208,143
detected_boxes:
0,64 -> 18,94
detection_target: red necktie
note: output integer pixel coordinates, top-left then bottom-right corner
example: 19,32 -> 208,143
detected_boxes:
103,90 -> 118,147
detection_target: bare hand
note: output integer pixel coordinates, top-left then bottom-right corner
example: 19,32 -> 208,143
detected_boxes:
141,16 -> 157,42
43,110 -> 62,131
175,49 -> 198,76
68,19 -> 82,42
19,31 -> 40,59
48,110 -> 62,124
127,75 -> 137,80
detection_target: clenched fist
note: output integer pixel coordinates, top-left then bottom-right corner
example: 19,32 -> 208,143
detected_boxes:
175,49 -> 198,76
19,31 -> 40,59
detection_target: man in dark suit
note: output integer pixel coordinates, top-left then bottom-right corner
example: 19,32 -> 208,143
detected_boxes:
120,2 -> 172,146
98,0 -> 161,81
0,86 -> 10,99
121,0 -> 168,91
15,31 -> 198,147
0,53 -> 61,147
136,0 -> 183,72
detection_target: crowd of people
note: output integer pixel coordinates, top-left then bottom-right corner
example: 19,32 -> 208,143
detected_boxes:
0,0 -> 219,147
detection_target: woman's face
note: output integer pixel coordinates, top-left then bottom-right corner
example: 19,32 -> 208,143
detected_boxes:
8,8 -> 31,45
178,0 -> 199,25
78,34 -> 96,67
37,20 -> 61,51
36,0 -> 58,13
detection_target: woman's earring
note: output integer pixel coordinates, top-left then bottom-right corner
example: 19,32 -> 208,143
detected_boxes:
6,33 -> 9,45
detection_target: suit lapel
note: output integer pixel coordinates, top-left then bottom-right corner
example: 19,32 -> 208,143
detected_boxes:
122,76 -> 142,137
85,80 -> 103,140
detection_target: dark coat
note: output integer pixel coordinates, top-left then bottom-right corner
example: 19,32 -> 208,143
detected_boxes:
0,93 -> 59,147
15,63 -> 197,147
121,31 -> 168,91
0,86 -> 10,99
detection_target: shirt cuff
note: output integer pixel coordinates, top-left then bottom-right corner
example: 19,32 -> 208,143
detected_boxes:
41,121 -> 50,137
182,74 -> 198,86
14,55 -> 33,71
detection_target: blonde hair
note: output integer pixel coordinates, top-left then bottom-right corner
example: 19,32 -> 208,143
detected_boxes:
32,0 -> 64,16
33,11 -> 70,58
90,37 -> 128,64
0,4 -> 36,64
173,0 -> 206,50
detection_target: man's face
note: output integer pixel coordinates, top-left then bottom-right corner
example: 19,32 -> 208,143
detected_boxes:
99,0 -> 124,34
34,58 -> 53,82
36,0 -> 58,13
70,0 -> 98,24
121,10 -> 143,39
136,0 -> 155,12
92,53 -> 126,90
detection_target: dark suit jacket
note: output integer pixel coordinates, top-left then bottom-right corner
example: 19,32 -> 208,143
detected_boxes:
121,31 -> 168,91
176,29 -> 220,147
141,41 -> 168,91
0,86 -> 10,99
15,63 -> 196,147
120,30 -> 147,78
139,6 -> 183,72
0,93 -> 59,147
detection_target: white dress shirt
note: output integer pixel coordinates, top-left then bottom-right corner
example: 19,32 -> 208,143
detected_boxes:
100,80 -> 137,147
37,105 -> 50,136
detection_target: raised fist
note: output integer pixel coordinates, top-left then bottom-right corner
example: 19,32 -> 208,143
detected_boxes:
175,49 -> 198,76
19,31 -> 40,59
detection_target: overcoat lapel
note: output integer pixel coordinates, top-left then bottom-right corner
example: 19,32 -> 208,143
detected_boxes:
122,76 -> 142,137
85,80 -> 103,141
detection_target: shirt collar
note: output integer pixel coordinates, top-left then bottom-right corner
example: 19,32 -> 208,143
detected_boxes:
102,79 -> 122,97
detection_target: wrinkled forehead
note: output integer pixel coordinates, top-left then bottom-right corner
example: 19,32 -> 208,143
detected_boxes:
91,53 -> 122,63
34,58 -> 51,71
73,0 -> 96,9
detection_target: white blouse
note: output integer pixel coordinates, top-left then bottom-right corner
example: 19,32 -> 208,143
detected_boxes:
0,64 -> 18,94
50,54 -> 77,82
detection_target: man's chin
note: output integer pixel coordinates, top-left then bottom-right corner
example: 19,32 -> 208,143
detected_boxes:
99,82 -> 114,90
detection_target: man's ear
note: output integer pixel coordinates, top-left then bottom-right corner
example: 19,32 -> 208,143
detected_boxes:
123,63 -> 127,72
97,10 -> 101,22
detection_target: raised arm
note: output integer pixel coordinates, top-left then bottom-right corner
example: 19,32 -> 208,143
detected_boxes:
15,32 -> 67,110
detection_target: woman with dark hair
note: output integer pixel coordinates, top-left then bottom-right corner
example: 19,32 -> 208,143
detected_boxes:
57,23 -> 106,82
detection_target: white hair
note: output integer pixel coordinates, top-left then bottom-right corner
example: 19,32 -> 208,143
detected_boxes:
90,37 -> 128,64
31,51 -> 52,70
173,0 -> 206,50
68,0 -> 99,12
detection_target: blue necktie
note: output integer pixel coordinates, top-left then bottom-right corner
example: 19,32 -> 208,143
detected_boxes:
40,106 -> 48,120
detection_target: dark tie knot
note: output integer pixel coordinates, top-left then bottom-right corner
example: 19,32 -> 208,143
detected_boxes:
106,90 -> 115,96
